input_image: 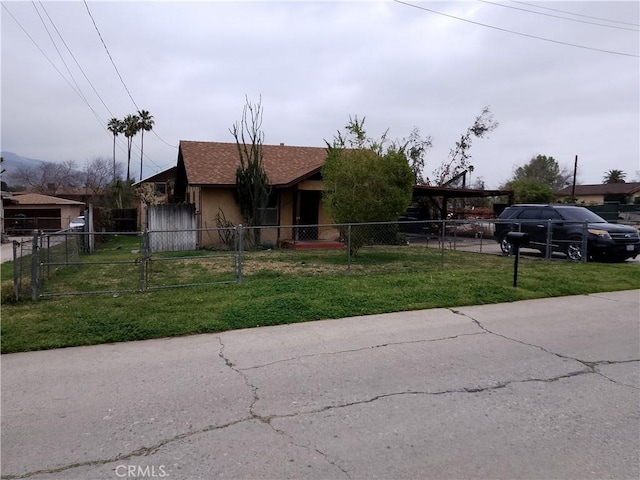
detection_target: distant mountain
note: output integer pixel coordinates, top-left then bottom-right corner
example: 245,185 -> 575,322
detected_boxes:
1,152 -> 48,176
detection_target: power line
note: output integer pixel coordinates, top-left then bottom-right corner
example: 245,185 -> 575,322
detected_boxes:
4,3 -> 170,177
392,0 -> 639,58
2,3 -> 108,127
151,130 -> 178,149
82,0 -> 140,112
509,0 -> 640,27
37,0 -> 116,119
31,1 -> 88,104
478,0 -> 639,32
83,0 -> 178,152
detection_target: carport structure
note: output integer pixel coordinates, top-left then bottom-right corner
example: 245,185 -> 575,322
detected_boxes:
412,185 -> 514,220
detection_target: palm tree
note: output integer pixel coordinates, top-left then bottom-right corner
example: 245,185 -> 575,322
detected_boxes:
107,118 -> 124,182
137,110 -> 154,181
603,169 -> 626,184
123,114 -> 140,181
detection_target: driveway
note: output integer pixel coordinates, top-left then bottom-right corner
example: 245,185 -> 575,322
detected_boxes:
1,290 -> 639,479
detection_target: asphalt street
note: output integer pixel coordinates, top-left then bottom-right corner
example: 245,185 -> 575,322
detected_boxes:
1,290 -> 639,480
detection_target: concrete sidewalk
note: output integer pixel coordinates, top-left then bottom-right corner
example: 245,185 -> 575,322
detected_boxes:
1,237 -> 33,263
2,291 -> 639,479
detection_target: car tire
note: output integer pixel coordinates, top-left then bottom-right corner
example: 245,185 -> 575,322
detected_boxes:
499,235 -> 513,255
566,236 -> 584,262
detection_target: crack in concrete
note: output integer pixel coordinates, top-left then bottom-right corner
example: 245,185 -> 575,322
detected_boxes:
449,308 -> 640,390
257,369 -> 593,423
3,338 -> 261,480
264,421 -> 352,479
593,361 -> 640,390
238,331 -> 488,371
7,316 -> 636,480
0,417 -> 252,480
216,336 -> 260,419
217,336 -> 352,478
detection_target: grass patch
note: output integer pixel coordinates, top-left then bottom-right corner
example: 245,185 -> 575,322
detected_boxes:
1,238 -> 639,353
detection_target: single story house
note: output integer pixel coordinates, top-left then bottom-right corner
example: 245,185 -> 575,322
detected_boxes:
555,183 -> 640,205
171,140 -> 516,248
3,193 -> 85,234
174,141 -> 337,247
135,166 -> 177,230
137,166 -> 177,200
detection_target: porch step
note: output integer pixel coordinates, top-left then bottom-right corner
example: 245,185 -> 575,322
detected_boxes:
281,239 -> 345,250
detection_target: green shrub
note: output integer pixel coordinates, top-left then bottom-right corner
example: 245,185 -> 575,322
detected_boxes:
1,280 -> 16,304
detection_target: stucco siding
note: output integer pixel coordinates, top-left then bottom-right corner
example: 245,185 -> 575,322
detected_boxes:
200,189 -> 242,227
318,198 -> 339,241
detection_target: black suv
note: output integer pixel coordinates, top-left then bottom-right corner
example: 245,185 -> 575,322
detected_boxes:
494,204 -> 640,262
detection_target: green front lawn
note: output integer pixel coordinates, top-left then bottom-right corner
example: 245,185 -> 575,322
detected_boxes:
2,236 -> 639,353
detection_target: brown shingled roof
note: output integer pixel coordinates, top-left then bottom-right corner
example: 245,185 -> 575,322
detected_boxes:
179,141 -> 327,187
10,193 -> 85,206
556,182 -> 640,196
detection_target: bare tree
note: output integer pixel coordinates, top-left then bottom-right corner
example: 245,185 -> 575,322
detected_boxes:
230,96 -> 271,247
400,127 -> 432,185
9,160 -> 82,195
428,106 -> 498,186
84,157 -> 124,196
134,183 -> 163,206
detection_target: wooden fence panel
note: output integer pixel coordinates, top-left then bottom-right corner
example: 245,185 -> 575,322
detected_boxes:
147,204 -> 197,252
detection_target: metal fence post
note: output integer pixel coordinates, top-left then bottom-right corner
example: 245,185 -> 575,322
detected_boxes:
65,232 -> 70,265
347,224 -> 352,272
46,234 -> 51,277
30,230 -> 39,301
235,224 -> 244,283
546,219 -> 553,260
12,241 -> 19,301
452,222 -> 457,250
582,221 -> 588,263
139,231 -> 148,291
440,220 -> 445,266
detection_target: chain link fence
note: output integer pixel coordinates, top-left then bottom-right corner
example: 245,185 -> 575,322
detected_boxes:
23,229 -> 241,298
8,231 -> 83,301
7,218 -> 639,300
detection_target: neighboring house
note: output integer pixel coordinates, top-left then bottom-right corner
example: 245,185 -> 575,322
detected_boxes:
137,167 -> 176,200
135,167 -> 177,230
555,183 -> 640,205
174,141 -> 336,247
3,193 -> 85,234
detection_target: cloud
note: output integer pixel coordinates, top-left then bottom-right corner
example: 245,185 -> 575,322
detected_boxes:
1,0 -> 638,187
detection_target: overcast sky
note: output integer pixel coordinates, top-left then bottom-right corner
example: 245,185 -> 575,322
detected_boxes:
1,0 -> 638,188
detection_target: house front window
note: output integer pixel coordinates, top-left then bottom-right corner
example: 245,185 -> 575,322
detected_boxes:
259,190 -> 279,226
155,182 -> 167,194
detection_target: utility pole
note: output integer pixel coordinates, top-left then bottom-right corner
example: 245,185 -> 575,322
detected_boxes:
571,155 -> 578,198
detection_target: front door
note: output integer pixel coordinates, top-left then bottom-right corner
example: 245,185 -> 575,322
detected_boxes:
297,191 -> 320,240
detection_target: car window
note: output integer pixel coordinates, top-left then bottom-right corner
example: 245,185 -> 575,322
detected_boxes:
499,208 -> 519,219
557,208 -> 606,223
541,208 -> 562,220
517,208 -> 542,219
